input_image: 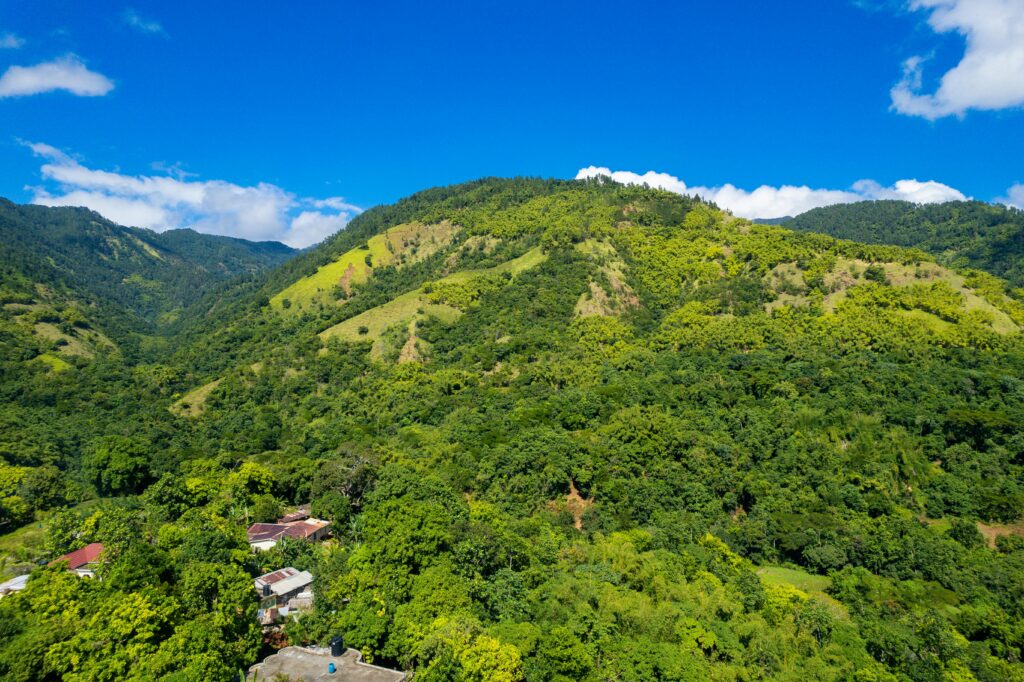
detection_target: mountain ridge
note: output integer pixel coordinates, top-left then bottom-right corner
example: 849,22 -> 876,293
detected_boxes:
0,198 -> 295,360
783,199 -> 1024,288
1,178 -> 1022,681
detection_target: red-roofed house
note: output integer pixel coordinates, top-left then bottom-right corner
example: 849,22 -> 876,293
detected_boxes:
277,505 -> 311,524
246,518 -> 329,551
49,542 -> 105,578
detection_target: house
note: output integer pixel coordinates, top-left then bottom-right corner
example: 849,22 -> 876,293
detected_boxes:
246,518 -> 330,551
49,542 -> 105,578
255,567 -> 314,624
0,574 -> 29,597
278,504 -> 312,523
247,645 -> 405,681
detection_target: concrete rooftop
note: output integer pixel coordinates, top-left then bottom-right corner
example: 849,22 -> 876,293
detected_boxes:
247,646 -> 405,682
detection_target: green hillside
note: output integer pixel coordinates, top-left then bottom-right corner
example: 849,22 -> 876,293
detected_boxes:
0,199 -> 295,362
1,179 -> 1023,681
785,200 -> 1024,289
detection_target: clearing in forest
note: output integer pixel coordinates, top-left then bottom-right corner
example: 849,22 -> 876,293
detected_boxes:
271,221 -> 459,311
169,378 -> 222,418
319,247 -> 546,345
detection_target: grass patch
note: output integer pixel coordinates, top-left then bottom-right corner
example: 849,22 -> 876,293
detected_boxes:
757,565 -> 849,619
170,378 -> 222,418
0,519 -> 46,577
321,247 -> 546,346
897,309 -> 956,334
272,221 -> 459,312
765,257 -> 1020,334
271,238 -> 390,311
920,516 -> 953,533
320,290 -> 460,343
34,352 -> 72,372
445,246 -> 546,281
977,520 -> 1024,549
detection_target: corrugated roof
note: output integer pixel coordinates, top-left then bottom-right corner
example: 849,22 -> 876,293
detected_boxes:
267,570 -> 313,596
255,567 -> 300,589
282,519 -> 329,539
247,519 -> 329,543
277,507 -> 310,523
247,523 -> 287,543
0,574 -> 29,593
49,542 -> 104,569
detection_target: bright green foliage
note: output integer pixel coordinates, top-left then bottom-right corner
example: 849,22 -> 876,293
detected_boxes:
83,435 -> 152,496
1,178 -> 1023,680
786,199 -> 1024,288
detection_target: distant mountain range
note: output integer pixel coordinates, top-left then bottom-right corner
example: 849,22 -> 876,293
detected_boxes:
0,198 -> 294,359
780,200 -> 1024,288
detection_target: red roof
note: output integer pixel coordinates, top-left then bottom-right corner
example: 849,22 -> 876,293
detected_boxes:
247,519 -> 329,543
247,523 -> 289,543
282,521 -> 326,539
50,542 -> 104,569
255,567 -> 301,587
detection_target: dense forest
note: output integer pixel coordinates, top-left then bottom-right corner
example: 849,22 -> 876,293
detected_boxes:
0,199 -> 294,359
1,179 -> 1023,681
786,200 -> 1024,290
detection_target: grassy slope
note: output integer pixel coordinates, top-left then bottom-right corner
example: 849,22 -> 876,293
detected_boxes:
757,566 -> 849,618
169,378 -> 223,418
767,257 -> 1019,334
319,247 -> 547,342
271,221 -> 459,311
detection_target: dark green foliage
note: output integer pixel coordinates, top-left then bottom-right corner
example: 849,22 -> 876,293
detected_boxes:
787,199 -> 1024,288
0,178 -> 1022,680
0,197 -> 294,359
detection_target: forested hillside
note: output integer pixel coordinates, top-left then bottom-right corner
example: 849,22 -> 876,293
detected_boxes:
786,200 -> 1024,289
1,179 -> 1023,681
0,199 -> 294,362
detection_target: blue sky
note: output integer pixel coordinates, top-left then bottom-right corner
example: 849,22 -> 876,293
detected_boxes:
1,0 -> 1022,246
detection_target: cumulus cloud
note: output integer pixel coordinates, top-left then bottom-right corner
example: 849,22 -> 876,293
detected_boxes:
891,0 -> 1024,119
0,32 -> 25,49
122,9 -> 166,36
851,178 -> 968,203
0,55 -> 113,98
998,183 -> 1024,209
575,166 -> 967,219
25,142 -> 360,248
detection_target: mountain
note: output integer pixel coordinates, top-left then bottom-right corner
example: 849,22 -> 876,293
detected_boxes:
784,199 -> 1024,288
751,215 -> 793,225
0,198 -> 295,362
1,178 -> 1023,681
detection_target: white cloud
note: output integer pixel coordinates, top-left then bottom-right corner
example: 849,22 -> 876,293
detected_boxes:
575,166 -> 968,218
311,196 -> 365,213
25,142 -> 361,248
851,178 -> 968,203
0,32 -> 25,49
122,9 -> 166,36
891,0 -> 1024,119
0,55 -> 113,98
288,211 -> 352,249
998,183 -> 1024,209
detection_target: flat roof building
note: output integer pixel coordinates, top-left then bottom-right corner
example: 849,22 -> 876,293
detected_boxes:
247,646 -> 405,682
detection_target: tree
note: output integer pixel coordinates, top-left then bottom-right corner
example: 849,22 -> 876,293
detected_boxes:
252,494 -> 282,523
83,435 -> 152,495
45,508 -> 84,556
